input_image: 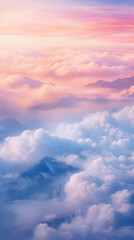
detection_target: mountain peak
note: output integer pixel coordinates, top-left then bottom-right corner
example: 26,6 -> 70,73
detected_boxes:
22,156 -> 76,179
85,76 -> 134,89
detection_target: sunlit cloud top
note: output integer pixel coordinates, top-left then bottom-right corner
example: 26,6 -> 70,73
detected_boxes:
0,0 -> 134,122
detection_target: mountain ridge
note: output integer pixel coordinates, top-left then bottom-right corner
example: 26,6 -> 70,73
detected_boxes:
85,76 -> 134,89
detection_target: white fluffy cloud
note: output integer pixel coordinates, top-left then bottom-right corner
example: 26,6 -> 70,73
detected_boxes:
0,129 -> 82,163
32,203 -> 114,240
111,189 -> 131,214
31,152 -> 134,240
0,129 -> 48,163
54,105 -> 134,158
0,104 -> 133,164
0,104 -> 134,240
112,105 -> 134,125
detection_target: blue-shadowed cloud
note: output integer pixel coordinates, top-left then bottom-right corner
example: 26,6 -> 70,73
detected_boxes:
0,104 -> 133,239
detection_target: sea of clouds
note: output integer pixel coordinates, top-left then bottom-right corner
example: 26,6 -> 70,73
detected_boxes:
0,104 -> 134,240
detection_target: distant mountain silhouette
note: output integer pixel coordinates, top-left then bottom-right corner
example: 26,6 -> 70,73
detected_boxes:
11,76 -> 43,88
85,76 -> 134,89
0,117 -> 24,139
6,156 -> 77,200
22,156 -> 76,179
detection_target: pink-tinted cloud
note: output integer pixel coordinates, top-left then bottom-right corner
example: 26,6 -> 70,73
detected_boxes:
0,0 -> 134,121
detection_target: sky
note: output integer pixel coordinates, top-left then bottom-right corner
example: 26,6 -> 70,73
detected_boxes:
0,0 -> 134,240
0,0 -> 134,123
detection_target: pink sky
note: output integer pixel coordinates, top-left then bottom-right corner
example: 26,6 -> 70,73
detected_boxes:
0,0 -> 134,122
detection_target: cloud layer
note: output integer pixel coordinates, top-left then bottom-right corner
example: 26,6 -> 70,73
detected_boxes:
0,0 -> 134,121
0,104 -> 133,240
1,0 -> 134,238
